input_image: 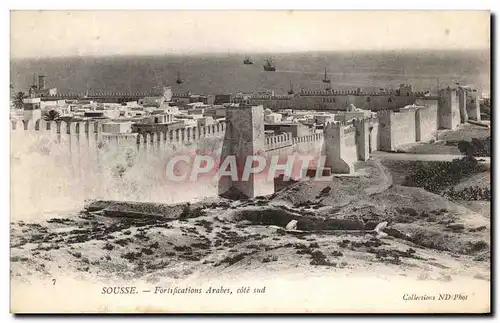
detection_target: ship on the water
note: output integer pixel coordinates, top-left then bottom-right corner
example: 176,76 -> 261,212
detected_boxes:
176,72 -> 183,84
263,58 -> 276,71
243,56 -> 253,65
288,80 -> 294,95
322,68 -> 331,84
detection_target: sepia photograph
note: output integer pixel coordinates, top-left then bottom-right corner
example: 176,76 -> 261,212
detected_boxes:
9,10 -> 491,313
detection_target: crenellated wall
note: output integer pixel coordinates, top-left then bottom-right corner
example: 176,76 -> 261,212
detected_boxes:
10,118 -> 228,218
11,96 -> 449,217
292,133 -> 325,160
265,133 -> 293,151
249,91 -> 422,111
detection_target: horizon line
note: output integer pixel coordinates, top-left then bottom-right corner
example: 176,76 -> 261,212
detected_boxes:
10,48 -> 490,61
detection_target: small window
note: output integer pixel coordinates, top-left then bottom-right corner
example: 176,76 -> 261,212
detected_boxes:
388,98 -> 392,103
332,98 -> 336,103
366,97 -> 371,102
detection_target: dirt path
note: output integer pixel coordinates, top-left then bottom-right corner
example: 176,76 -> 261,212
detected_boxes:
364,157 -> 393,195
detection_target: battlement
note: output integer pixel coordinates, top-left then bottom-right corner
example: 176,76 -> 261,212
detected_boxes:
299,89 -> 423,97
136,122 -> 227,146
322,120 -> 356,133
40,92 -> 81,99
11,118 -> 103,135
249,94 -> 296,100
172,92 -> 193,98
87,91 -> 154,97
353,115 -> 379,125
39,91 -> 158,100
324,120 -> 342,130
250,95 -> 273,100
292,133 -> 324,144
10,118 -> 228,152
265,132 -> 293,151
272,95 -> 295,100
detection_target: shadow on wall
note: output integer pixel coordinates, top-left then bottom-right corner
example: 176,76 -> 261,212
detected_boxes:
322,121 -> 355,174
10,120 -> 229,220
217,121 -> 234,198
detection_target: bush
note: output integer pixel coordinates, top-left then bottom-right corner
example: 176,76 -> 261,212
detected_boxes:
457,137 -> 491,157
262,255 -> 278,263
404,157 -> 487,194
179,203 -> 206,220
445,186 -> 491,201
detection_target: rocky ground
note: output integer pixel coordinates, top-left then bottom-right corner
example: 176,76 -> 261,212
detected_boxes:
10,157 -> 491,287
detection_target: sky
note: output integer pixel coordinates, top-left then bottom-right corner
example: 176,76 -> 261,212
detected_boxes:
10,10 -> 491,58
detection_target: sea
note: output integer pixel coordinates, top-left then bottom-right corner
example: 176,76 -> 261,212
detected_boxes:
10,50 -> 491,97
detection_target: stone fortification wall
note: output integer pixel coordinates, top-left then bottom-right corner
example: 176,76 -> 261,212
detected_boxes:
354,116 -> 379,161
323,121 -> 357,174
415,105 -> 438,142
250,92 -> 421,111
10,119 -> 227,218
466,90 -> 481,121
265,133 -> 293,151
438,88 -> 460,130
377,108 -> 416,151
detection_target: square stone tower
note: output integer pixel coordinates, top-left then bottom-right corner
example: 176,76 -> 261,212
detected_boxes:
221,104 -> 275,198
466,90 -> 481,121
324,121 -> 355,174
439,87 -> 460,130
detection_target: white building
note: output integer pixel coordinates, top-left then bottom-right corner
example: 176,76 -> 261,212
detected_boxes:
197,116 -> 215,127
102,122 -> 133,134
265,112 -> 283,123
23,98 -> 42,121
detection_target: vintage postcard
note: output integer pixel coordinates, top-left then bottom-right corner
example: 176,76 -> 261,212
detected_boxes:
9,10 -> 491,313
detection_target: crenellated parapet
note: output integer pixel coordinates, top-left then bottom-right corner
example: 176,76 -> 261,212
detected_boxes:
353,115 -> 379,126
135,122 -> 227,147
323,120 -> 355,135
298,88 -> 425,97
10,117 -> 230,155
264,132 -> 293,151
11,118 -> 103,136
292,132 -> 324,144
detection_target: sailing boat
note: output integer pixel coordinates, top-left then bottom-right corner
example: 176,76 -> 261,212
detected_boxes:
263,58 -> 276,71
322,68 -> 331,84
176,72 -> 183,84
243,56 -> 253,65
288,80 -> 294,95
